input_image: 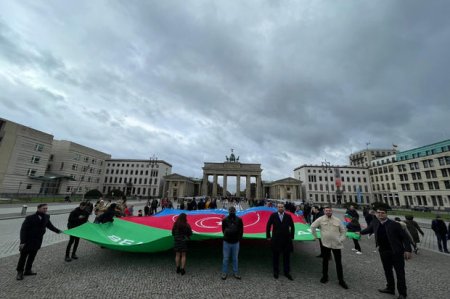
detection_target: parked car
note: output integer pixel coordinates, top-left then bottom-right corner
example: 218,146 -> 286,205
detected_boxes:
411,206 -> 431,212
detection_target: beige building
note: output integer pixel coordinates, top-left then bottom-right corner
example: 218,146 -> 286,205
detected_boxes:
263,177 -> 302,200
164,173 -> 201,199
369,155 -> 400,207
294,165 -> 372,205
46,140 -> 111,195
387,140 -> 450,210
0,118 -> 54,195
349,148 -> 397,167
103,159 -> 172,198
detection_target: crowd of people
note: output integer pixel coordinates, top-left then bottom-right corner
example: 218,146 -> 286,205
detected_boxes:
15,198 -> 450,298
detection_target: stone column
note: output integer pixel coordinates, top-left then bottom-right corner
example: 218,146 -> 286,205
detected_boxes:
256,175 -> 262,199
223,175 -> 228,197
246,175 -> 251,199
202,173 -> 208,196
212,174 -> 218,197
236,175 -> 241,197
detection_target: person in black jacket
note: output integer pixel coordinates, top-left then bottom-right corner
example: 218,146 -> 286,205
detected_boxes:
94,203 -> 117,224
346,205 -> 359,221
221,206 -> 244,280
266,203 -> 295,280
431,215 -> 449,253
16,203 -> 62,280
65,202 -> 90,262
360,208 -> 412,299
347,217 -> 362,253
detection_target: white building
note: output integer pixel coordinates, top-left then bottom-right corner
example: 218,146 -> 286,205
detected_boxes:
103,159 -> 172,198
0,118 -> 53,194
294,165 -> 372,205
349,148 -> 397,167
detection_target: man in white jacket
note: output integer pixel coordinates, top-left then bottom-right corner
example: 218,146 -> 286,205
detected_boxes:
311,206 -> 348,289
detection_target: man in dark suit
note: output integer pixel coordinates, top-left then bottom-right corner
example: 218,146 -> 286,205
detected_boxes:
266,203 -> 295,280
360,207 -> 412,299
16,203 -> 62,280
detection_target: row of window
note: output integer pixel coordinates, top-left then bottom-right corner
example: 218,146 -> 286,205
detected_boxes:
404,195 -> 448,207
308,175 -> 367,183
107,163 -> 159,169
400,181 -> 449,191
373,174 -> 395,182
397,156 -> 450,172
105,169 -> 159,176
73,153 -> 103,166
104,176 -> 158,185
370,165 -> 394,175
308,184 -> 369,193
307,169 -> 366,175
373,183 -> 397,191
68,163 -> 102,174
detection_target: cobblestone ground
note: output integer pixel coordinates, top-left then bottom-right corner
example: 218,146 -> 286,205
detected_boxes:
1,235 -> 449,299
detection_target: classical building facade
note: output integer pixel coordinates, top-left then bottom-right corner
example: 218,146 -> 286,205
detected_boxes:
46,140 -> 111,195
0,118 -> 54,194
263,177 -> 302,200
163,173 -> 201,199
349,148 -> 397,167
294,165 -> 372,205
369,155 -> 399,207
202,151 -> 263,199
103,159 -> 172,198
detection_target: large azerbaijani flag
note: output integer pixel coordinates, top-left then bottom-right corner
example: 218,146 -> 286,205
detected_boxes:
64,207 -> 359,253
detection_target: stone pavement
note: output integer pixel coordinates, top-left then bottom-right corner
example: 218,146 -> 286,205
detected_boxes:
1,234 -> 449,299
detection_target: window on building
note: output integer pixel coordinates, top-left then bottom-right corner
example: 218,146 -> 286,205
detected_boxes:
35,143 -> 44,152
27,169 -> 37,177
26,184 -> 32,189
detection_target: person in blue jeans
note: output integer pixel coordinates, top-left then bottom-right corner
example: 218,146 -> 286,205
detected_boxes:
221,206 -> 244,280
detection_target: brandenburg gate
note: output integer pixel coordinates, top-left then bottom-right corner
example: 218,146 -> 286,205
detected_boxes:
202,150 -> 263,199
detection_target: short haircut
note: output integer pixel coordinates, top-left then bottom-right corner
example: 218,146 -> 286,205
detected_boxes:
323,206 -> 332,209
37,203 -> 48,209
229,206 -> 236,213
80,202 -> 87,207
377,207 -> 388,212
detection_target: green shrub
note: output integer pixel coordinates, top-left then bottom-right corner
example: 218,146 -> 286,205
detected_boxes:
84,189 -> 103,200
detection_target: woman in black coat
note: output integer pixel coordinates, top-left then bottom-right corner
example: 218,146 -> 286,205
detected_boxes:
172,213 -> 192,275
347,217 -> 362,253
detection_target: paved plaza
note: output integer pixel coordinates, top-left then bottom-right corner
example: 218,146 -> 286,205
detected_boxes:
0,220 -> 449,299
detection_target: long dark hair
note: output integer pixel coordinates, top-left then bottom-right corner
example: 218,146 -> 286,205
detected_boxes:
173,213 -> 189,230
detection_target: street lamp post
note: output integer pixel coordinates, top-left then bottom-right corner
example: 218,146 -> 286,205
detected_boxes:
149,154 -> 158,200
321,160 -> 331,206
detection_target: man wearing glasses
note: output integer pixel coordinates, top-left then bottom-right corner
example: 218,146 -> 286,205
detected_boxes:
359,208 -> 412,299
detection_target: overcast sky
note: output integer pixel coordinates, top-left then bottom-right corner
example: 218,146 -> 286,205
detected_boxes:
1,0 -> 449,183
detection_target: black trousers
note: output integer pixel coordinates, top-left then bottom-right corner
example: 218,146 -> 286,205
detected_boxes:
379,250 -> 407,297
353,239 -> 361,252
272,250 -> 291,275
322,247 -> 344,282
16,249 -> 38,272
66,236 -> 80,257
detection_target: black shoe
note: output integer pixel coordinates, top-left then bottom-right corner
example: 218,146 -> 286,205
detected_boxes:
180,269 -> 185,275
398,295 -> 407,299
233,274 -> 241,280
176,267 -> 181,274
16,272 -> 24,280
339,281 -> 349,289
65,256 -> 72,262
285,273 -> 293,281
413,248 -> 418,254
71,254 -> 78,260
320,277 -> 328,283
378,288 -> 395,295
273,273 -> 279,279
221,273 -> 227,280
24,271 -> 37,276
